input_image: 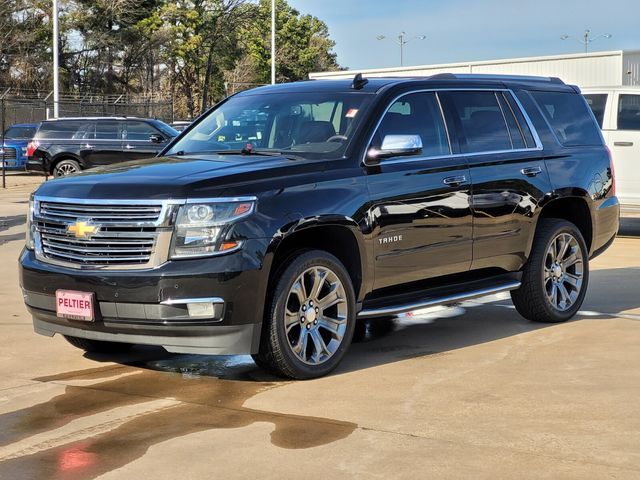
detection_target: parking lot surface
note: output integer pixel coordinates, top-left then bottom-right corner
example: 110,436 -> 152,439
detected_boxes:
0,173 -> 639,479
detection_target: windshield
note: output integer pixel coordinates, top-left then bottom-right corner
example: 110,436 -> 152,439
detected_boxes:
167,92 -> 373,160
153,120 -> 179,138
4,125 -> 36,139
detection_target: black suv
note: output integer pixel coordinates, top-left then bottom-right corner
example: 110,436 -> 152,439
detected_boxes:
25,117 -> 178,176
20,74 -> 619,379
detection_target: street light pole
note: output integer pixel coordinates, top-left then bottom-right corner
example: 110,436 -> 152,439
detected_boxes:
271,0 -> 276,84
52,0 -> 60,118
560,29 -> 612,54
377,32 -> 427,67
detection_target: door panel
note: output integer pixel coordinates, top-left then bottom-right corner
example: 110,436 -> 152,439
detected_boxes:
440,90 -> 552,272
365,91 -> 472,291
368,158 -> 473,290
467,151 -> 551,271
122,121 -> 168,161
80,121 -> 124,167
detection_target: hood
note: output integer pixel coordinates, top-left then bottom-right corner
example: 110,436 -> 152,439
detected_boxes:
34,154 -> 324,200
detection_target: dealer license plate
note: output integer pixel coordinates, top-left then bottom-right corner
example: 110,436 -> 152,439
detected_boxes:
55,290 -> 95,322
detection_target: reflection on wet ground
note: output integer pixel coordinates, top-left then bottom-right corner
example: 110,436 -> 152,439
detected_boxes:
0,354 -> 357,480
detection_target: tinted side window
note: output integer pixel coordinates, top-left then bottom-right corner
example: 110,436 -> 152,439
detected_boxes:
448,91 -> 512,153
530,91 -> 602,146
584,94 -> 608,128
617,94 -> 640,131
36,121 -> 85,140
126,121 -> 159,141
373,92 -> 450,157
95,121 -> 121,140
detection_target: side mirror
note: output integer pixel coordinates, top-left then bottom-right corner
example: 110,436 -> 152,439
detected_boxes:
367,134 -> 423,164
149,134 -> 165,144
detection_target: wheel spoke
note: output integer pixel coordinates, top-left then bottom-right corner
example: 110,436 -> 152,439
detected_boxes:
292,329 -> 308,359
309,330 -> 329,363
290,278 -> 307,305
563,273 -> 581,289
317,283 -> 344,310
309,268 -> 327,300
563,251 -> 581,268
285,308 -> 299,334
557,282 -> 571,308
318,315 -> 344,340
549,283 -> 558,307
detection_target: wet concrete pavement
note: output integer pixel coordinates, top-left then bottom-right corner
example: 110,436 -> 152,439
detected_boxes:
0,173 -> 639,479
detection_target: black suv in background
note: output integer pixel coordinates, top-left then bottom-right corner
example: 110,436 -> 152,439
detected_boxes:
26,117 -> 178,176
20,74 -> 619,379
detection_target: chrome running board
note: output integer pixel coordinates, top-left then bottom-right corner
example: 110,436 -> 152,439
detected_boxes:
357,280 -> 521,319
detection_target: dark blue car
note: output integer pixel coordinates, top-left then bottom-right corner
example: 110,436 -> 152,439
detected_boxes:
2,123 -> 38,170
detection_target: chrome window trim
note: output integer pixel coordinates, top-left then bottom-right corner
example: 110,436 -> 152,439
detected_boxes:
362,87 -> 544,168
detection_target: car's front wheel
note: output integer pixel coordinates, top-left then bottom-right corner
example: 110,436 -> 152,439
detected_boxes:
511,218 -> 589,323
252,250 -> 356,379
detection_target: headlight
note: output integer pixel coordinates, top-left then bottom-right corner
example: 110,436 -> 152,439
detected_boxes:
26,195 -> 37,250
169,200 -> 255,259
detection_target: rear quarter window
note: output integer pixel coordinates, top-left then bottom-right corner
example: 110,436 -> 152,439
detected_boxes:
583,94 -> 608,128
36,121 -> 87,140
530,91 -> 602,146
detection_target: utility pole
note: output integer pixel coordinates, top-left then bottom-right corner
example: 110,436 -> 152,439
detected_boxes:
52,0 -> 60,118
271,0 -> 276,84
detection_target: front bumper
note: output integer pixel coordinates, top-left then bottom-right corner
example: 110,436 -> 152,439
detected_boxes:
20,240 -> 270,355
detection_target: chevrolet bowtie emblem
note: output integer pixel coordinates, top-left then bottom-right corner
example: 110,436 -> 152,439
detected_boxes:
67,221 -> 98,239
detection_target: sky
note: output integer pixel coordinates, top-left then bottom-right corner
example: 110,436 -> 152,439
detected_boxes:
287,0 -> 639,71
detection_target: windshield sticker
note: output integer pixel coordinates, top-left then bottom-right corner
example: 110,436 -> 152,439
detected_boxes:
345,108 -> 359,118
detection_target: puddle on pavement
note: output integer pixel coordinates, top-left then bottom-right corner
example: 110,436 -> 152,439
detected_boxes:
0,355 -> 356,480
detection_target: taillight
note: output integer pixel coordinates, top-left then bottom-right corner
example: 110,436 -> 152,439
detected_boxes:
606,145 -> 616,196
26,140 -> 39,157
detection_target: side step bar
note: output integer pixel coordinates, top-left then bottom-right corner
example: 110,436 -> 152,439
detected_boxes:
357,280 -> 521,319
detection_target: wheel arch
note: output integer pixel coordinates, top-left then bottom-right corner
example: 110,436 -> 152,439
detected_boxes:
536,193 -> 593,253
265,217 -> 368,303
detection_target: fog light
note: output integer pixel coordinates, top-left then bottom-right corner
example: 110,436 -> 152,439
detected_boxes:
187,302 -> 215,318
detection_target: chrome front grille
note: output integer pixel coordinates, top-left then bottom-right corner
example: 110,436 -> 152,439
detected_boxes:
34,198 -> 175,270
1,147 -> 17,161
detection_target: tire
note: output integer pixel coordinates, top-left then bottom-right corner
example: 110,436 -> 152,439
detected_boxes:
53,159 -> 81,177
64,335 -> 133,354
511,218 -> 589,323
252,250 -> 356,379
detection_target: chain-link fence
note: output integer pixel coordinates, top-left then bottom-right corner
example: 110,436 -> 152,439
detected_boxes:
0,97 -> 175,128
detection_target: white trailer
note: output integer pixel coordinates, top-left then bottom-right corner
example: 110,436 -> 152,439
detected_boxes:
311,50 -> 640,88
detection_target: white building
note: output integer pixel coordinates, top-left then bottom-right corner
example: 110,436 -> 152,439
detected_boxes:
310,50 -> 640,87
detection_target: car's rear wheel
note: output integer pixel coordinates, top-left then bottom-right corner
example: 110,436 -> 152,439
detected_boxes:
511,218 -> 589,323
64,335 -> 133,354
252,250 -> 356,379
53,159 -> 81,177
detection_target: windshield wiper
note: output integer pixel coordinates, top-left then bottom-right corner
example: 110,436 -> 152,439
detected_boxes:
172,149 -> 304,161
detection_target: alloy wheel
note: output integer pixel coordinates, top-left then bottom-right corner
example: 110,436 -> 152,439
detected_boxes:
284,266 -> 348,365
544,232 -> 584,312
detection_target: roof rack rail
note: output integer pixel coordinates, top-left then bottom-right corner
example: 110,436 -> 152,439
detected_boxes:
428,73 -> 566,84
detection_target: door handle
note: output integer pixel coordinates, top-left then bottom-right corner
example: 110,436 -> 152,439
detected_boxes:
443,175 -> 467,187
613,141 -> 634,147
521,166 -> 542,177
125,144 -> 134,150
